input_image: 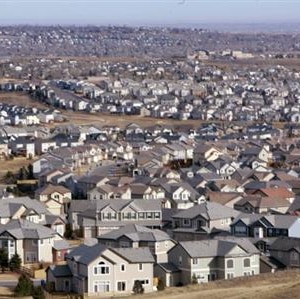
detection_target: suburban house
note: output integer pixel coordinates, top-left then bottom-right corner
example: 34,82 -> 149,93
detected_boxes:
72,199 -> 162,238
171,202 -> 240,241
269,237 -> 300,268
97,224 -> 176,263
164,238 -> 260,285
46,244 -> 155,296
35,184 -> 72,216
0,219 -> 61,264
231,214 -> 300,241
233,195 -> 292,214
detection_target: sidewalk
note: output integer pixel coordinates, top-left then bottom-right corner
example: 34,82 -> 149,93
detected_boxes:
0,272 -> 20,281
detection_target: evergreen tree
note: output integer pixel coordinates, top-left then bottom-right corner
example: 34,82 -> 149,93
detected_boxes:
15,274 -> 34,297
0,248 -> 8,272
9,253 -> 22,271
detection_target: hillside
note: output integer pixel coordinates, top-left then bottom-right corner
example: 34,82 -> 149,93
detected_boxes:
130,270 -> 300,299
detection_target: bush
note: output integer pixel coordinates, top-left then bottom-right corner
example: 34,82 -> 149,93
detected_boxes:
191,273 -> 198,284
132,280 -> 144,294
157,278 -> 165,291
9,253 -> 22,271
15,274 -> 34,297
0,248 -> 8,272
33,286 -> 45,299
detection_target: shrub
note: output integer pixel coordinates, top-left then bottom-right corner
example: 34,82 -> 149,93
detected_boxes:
132,280 -> 144,294
15,274 -> 34,297
157,278 -> 165,291
9,253 -> 22,271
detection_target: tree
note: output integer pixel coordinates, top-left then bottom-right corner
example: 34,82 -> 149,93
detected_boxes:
0,248 -> 8,272
32,286 -> 45,299
132,280 -> 144,294
191,273 -> 198,284
15,274 -> 34,297
157,278 -> 165,291
9,253 -> 22,271
4,171 -> 16,184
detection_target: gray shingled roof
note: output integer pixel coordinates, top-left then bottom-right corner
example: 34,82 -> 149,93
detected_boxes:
173,201 -> 239,220
0,219 -> 56,239
179,239 -> 238,258
98,224 -> 171,242
47,264 -> 72,277
111,247 -> 155,263
67,243 -> 154,265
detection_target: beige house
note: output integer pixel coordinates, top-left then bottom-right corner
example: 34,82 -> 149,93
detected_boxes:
0,219 -> 60,264
171,201 -> 239,241
97,224 -> 176,263
46,244 -> 155,296
35,184 -> 72,215
164,238 -> 260,286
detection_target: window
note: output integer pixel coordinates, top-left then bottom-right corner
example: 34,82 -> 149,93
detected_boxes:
117,281 -> 126,291
227,273 -> 234,279
192,258 -> 198,265
32,240 -> 38,246
183,219 -> 191,226
154,212 -> 161,219
243,258 -> 250,268
139,212 -> 145,219
40,239 -> 44,245
94,262 -> 110,275
227,259 -> 234,269
138,263 -> 143,271
94,281 -> 110,293
146,212 -> 152,219
121,264 -> 125,272
243,272 -> 251,276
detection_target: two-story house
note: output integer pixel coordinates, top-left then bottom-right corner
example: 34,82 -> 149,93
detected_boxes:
171,202 -> 240,241
74,199 -> 162,238
46,244 -> 155,296
165,238 -> 260,285
97,224 -> 176,263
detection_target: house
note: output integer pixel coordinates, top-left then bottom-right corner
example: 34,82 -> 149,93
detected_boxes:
87,184 -> 131,200
97,224 -> 176,263
165,238 -> 260,285
231,214 -> 300,240
269,237 -> 300,268
171,202 -> 240,241
74,199 -> 162,238
0,219 -> 60,264
46,244 -> 155,296
35,184 -> 72,216
234,195 -> 292,214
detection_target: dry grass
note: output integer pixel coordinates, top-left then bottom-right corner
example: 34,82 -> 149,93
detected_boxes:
0,157 -> 35,182
0,92 -> 48,110
126,270 -> 300,299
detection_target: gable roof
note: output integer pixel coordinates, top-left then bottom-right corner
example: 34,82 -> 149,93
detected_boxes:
172,201 -> 239,220
0,219 -> 56,239
98,224 -> 171,242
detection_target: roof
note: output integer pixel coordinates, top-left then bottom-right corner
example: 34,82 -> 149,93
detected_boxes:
156,263 -> 181,273
47,264 -> 72,277
178,239 -> 252,258
67,243 -> 154,265
270,237 -> 300,255
0,219 -> 56,239
98,224 -> 172,242
172,201 -> 239,220
111,247 -> 155,263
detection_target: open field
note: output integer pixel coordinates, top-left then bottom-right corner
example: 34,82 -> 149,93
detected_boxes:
0,157 -> 35,182
127,270 -> 300,299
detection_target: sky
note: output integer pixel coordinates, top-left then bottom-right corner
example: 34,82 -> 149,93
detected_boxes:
0,0 -> 300,26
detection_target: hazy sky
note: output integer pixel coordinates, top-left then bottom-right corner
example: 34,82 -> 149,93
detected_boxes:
0,0 -> 300,26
